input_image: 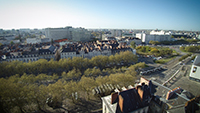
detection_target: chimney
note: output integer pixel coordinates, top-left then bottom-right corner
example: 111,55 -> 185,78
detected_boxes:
166,87 -> 182,100
119,95 -> 124,112
111,92 -> 118,104
166,90 -> 174,100
137,86 -> 144,102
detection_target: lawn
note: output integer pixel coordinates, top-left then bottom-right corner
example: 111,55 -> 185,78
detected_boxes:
155,56 -> 177,64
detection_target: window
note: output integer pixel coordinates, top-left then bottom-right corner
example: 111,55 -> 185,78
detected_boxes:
193,67 -> 197,73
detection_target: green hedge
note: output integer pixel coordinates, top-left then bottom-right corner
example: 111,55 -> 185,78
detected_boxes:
179,53 -> 192,61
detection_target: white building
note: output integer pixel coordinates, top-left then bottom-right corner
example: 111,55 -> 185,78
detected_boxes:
6,54 -> 38,62
71,28 -> 91,42
45,27 -> 72,40
26,38 -> 41,44
102,34 -> 114,40
150,30 -> 165,35
126,38 -> 142,45
136,33 -> 148,43
60,48 -> 76,59
143,35 -> 171,44
110,29 -> 122,37
41,38 -> 51,43
45,26 -> 91,42
136,30 -> 171,44
190,55 -> 200,81
122,33 -> 135,38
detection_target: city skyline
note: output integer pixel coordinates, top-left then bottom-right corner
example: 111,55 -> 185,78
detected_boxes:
0,0 -> 200,31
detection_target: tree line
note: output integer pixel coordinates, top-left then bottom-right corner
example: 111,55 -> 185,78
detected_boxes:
0,51 -> 138,78
149,39 -> 198,45
180,45 -> 200,53
136,46 -> 174,57
0,62 -> 146,113
179,53 -> 192,61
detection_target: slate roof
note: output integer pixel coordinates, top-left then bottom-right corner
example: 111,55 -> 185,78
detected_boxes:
119,88 -> 143,113
48,45 -> 56,52
61,48 -> 76,52
194,55 -> 200,66
102,83 -> 151,113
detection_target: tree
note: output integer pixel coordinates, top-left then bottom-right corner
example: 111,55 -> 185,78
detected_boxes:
62,68 -> 82,80
10,41 -> 14,45
84,67 -> 102,77
149,41 -> 160,45
95,76 -> 110,86
51,39 -> 54,45
108,73 -> 135,87
78,76 -> 97,100
47,79 -> 66,108
119,51 -> 138,65
55,50 -> 61,61
130,41 -> 136,49
150,48 -> 159,55
181,36 -> 185,39
90,55 -> 108,70
64,81 -> 78,103
0,76 -> 30,113
108,55 -> 117,67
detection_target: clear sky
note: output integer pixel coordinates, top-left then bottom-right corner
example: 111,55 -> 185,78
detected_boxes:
0,0 -> 200,31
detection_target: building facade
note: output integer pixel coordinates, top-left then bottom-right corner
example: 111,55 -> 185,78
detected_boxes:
190,55 -> 200,81
45,26 -> 91,42
110,29 -> 122,37
136,30 -> 171,44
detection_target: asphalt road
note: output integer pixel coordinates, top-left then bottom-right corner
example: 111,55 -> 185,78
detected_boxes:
142,55 -> 200,96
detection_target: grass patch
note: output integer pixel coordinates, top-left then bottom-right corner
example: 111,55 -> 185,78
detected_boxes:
155,56 -> 177,64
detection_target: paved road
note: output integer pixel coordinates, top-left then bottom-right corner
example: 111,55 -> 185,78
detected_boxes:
142,55 -> 192,84
145,56 -> 200,96
139,45 -> 200,97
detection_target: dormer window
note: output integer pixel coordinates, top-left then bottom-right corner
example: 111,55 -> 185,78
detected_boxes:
193,67 -> 197,73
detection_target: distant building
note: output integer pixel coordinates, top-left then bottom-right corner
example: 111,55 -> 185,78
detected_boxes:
38,45 -> 57,60
41,38 -> 51,43
110,30 -> 122,37
122,33 -> 135,38
45,27 -> 72,40
71,28 -> 91,42
150,30 -> 165,35
125,38 -> 142,45
102,34 -> 114,40
45,26 -> 92,42
60,47 -> 76,59
197,34 -> 200,40
136,30 -> 171,44
26,38 -> 41,44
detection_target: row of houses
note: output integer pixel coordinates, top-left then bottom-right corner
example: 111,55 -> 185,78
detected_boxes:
1,41 -> 134,63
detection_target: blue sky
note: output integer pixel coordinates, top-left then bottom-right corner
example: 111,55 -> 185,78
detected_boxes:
0,0 -> 200,31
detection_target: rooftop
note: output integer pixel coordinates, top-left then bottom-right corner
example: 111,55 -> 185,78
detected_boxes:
101,77 -> 152,113
194,55 -> 200,66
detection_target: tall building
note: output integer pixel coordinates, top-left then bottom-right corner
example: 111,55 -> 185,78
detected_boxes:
150,29 -> 165,35
111,30 -> 122,37
45,26 -> 91,42
71,28 -> 91,42
45,26 -> 72,40
136,30 -> 171,44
